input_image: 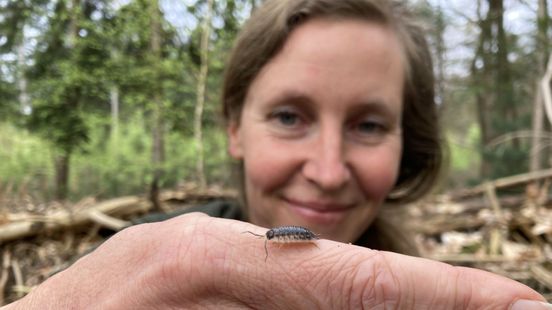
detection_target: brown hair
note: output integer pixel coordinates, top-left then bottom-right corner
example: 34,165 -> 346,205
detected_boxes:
223,0 -> 443,203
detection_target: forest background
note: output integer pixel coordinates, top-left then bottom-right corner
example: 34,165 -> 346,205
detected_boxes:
0,0 -> 551,207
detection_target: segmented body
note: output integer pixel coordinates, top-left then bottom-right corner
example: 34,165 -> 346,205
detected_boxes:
244,225 -> 319,261
267,225 -> 319,243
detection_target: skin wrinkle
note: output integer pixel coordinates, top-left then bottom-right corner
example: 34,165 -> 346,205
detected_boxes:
219,226 -> 268,309
221,223 -> 306,309
329,249 -> 374,309
304,250 -> 343,308
173,216 -> 210,302
334,249 -> 379,309
226,227 -> 278,309
353,250 -> 403,309
98,225 -> 163,308
158,214 -> 236,307
437,264 -> 459,309
275,257 -> 320,308
395,256 -> 416,310
126,223 -> 184,307
452,266 -> 478,310
381,254 -> 403,310
293,253 -> 331,309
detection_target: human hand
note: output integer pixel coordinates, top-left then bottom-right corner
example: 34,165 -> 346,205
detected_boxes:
2,213 -> 548,309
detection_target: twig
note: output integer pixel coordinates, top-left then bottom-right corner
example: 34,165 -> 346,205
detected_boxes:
10,259 -> 23,299
488,130 -> 552,149
87,210 -> 129,231
485,183 -> 504,255
0,250 -> 11,305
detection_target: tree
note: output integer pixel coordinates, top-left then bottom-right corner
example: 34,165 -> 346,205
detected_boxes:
470,0 -> 527,179
26,0 -> 111,200
193,0 -> 214,188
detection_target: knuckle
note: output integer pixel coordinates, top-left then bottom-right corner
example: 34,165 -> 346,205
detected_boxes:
452,266 -> 476,309
347,251 -> 402,309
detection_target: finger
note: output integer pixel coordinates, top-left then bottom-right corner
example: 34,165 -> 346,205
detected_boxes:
220,227 -> 546,309
364,250 -> 546,309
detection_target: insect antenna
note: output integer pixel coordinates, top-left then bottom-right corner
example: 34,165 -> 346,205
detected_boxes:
242,231 -> 264,238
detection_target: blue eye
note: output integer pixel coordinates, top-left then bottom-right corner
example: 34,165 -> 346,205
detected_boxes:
273,111 -> 299,126
356,120 -> 384,134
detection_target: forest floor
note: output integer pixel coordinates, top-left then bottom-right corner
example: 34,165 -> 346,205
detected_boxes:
0,175 -> 551,305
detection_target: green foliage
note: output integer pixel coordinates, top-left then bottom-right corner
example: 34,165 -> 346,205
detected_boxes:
69,113 -> 230,199
0,115 -> 231,201
0,78 -> 18,122
0,122 -> 55,200
449,125 -> 480,172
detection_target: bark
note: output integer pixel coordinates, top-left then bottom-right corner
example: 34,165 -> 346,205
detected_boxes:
110,86 -> 119,142
54,152 -> 70,201
149,0 -> 165,211
531,84 -> 545,172
54,0 -> 80,201
473,0 -> 515,178
17,43 -> 30,114
194,0 -> 214,189
472,0 -> 494,177
434,1 -> 446,113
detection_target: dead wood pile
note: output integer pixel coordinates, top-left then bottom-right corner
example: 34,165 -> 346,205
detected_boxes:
405,169 -> 552,301
0,184 -> 236,305
0,169 -> 551,305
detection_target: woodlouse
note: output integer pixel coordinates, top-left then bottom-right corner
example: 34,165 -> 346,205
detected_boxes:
244,226 -> 319,261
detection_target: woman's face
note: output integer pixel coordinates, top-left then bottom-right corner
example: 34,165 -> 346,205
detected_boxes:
228,18 -> 404,243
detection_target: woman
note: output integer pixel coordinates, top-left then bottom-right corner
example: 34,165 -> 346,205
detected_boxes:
3,0 -> 548,308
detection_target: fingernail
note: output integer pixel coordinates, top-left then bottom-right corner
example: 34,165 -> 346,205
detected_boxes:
511,299 -> 552,310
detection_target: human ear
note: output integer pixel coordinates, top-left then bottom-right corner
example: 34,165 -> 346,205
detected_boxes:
227,121 -> 243,159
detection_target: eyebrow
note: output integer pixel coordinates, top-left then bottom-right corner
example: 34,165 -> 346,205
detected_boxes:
264,89 -> 315,108
348,99 -> 401,122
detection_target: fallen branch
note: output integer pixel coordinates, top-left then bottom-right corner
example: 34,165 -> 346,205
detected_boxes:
0,188 -> 236,244
87,210 -> 130,231
449,168 -> 552,200
0,196 -> 150,244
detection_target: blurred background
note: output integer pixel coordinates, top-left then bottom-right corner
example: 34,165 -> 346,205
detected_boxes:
0,0 -> 550,203
0,0 -> 551,304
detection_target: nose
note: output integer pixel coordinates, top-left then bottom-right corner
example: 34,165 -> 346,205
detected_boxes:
302,126 -> 351,191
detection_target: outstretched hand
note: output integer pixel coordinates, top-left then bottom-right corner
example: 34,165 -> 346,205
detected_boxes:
3,213 -> 547,309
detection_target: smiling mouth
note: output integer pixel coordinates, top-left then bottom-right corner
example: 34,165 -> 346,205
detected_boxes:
284,197 -> 353,225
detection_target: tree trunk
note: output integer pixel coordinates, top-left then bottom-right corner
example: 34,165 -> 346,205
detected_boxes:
530,83 -> 544,172
54,152 -> 70,200
491,0 -> 516,145
17,43 -> 30,114
434,0 -> 446,113
473,0 -> 494,178
53,0 -> 80,201
194,0 -> 214,189
110,86 -> 119,142
148,0 -> 166,212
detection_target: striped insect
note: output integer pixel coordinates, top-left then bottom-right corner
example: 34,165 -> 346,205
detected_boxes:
244,226 -> 319,261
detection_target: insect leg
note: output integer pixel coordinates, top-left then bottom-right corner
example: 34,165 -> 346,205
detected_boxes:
264,238 -> 268,262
